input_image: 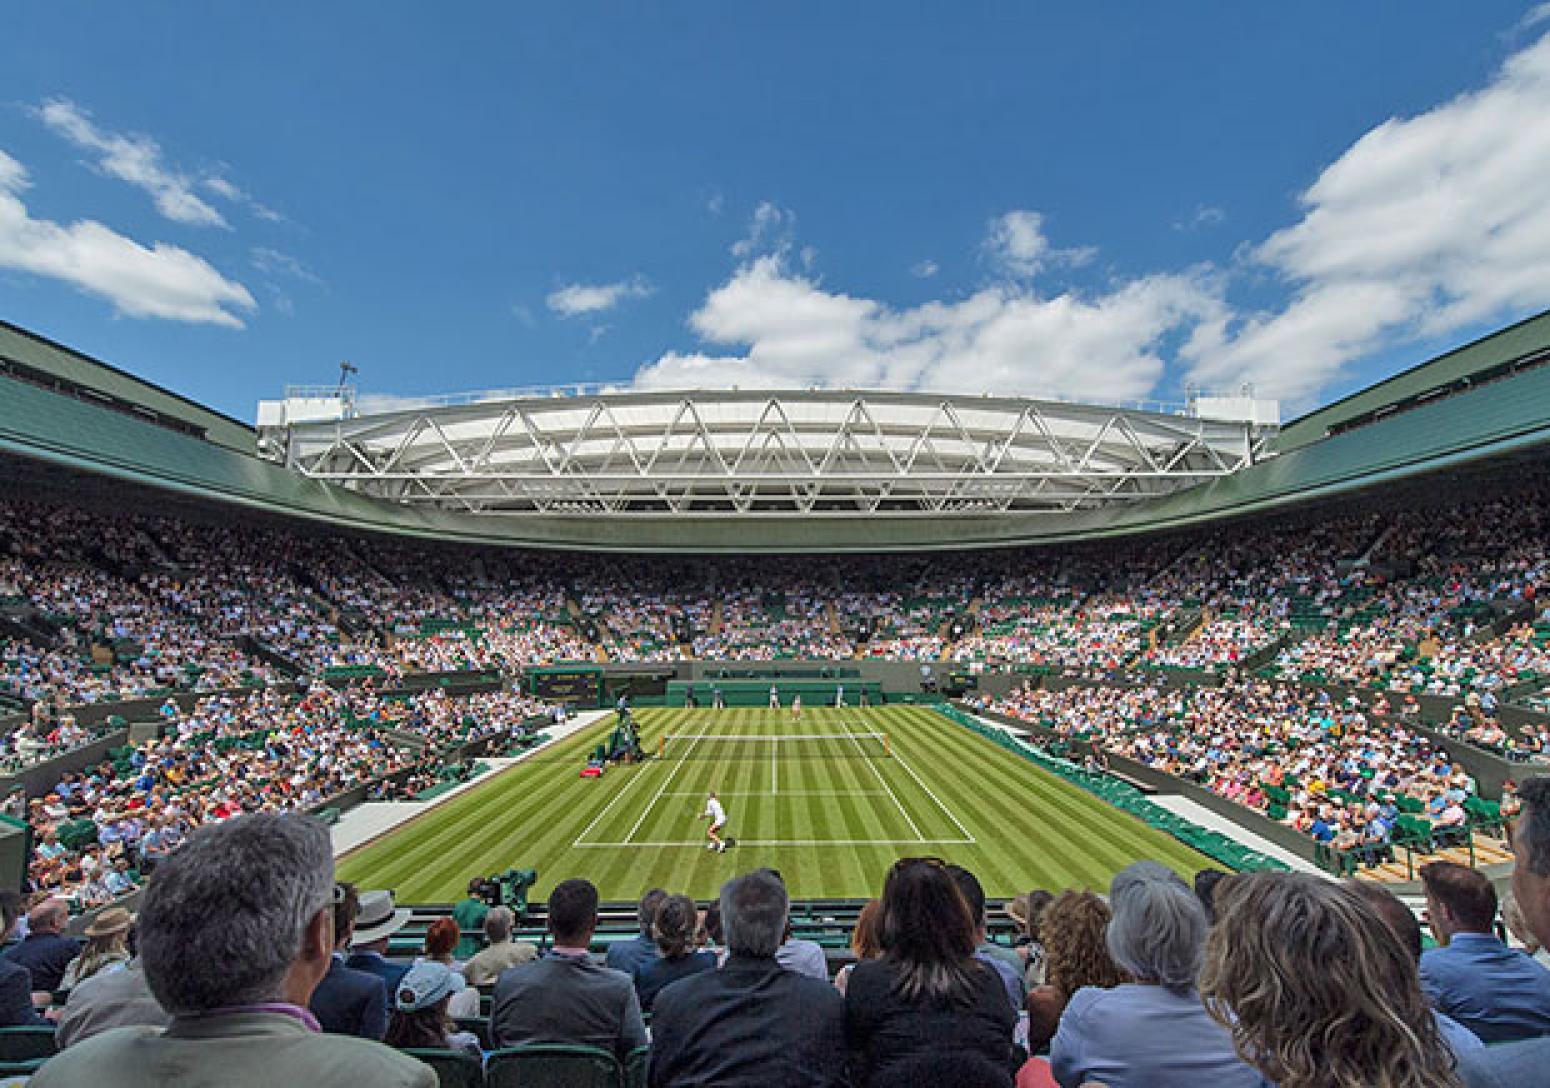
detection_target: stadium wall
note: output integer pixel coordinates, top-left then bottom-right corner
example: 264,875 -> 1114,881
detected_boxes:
4,313 -> 1550,551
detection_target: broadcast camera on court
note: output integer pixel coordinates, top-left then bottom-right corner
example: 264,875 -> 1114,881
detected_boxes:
473,867 -> 538,915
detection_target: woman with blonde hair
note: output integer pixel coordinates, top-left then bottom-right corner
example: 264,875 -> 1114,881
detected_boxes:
60,906 -> 132,989
1200,871 -> 1463,1088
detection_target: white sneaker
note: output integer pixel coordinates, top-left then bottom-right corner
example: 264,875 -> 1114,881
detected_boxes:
706,843 -> 715,851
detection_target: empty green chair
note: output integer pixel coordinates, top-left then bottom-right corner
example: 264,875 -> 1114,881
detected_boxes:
625,1046 -> 650,1088
0,1026 -> 57,1063
486,1044 -> 623,1088
401,1047 -> 485,1088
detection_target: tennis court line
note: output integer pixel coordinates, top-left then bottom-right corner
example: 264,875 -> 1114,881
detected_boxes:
660,789 -> 888,798
888,710 -> 977,844
571,837 -> 977,849
838,708 -> 924,842
621,727 -> 705,845
571,740 -> 662,848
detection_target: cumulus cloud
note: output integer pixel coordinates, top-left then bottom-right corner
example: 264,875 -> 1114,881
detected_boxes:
0,148 -> 256,326
634,251 -> 1223,401
640,32 -> 1550,409
546,276 -> 653,317
1184,31 -> 1550,401
38,98 -> 228,228
984,210 -> 1095,278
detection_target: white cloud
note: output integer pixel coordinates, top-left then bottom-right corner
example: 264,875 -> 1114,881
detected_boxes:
1185,31 -> 1550,402
38,99 -> 228,228
983,210 -> 1096,278
250,245 -> 321,284
633,250 -> 1222,401
546,276 -> 652,317
1173,204 -> 1226,232
911,259 -> 939,279
1520,3 -> 1550,31
205,175 -> 283,222
731,201 -> 796,259
0,148 -> 255,326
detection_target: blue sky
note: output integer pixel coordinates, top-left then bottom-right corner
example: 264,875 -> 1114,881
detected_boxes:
4,3 -> 1550,421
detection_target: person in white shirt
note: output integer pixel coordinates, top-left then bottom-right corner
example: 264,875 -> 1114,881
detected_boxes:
703,792 -> 732,853
769,686 -> 779,709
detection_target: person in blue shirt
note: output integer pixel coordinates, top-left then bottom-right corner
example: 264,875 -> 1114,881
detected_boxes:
1459,776 -> 1550,1086
1419,860 -> 1550,1044
605,887 -> 666,976
1051,862 -> 1260,1088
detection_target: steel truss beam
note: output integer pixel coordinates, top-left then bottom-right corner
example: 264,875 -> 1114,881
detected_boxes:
266,391 -> 1274,517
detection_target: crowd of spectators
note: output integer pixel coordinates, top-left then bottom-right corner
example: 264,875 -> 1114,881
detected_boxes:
989,679 -> 1490,868
29,793 -> 1550,1087
20,684 -> 553,908
3,486 -> 1549,706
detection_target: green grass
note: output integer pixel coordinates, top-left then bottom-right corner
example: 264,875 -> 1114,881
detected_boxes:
338,706 -> 1215,901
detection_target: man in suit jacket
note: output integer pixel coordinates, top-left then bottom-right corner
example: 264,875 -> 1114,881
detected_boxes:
309,883 -> 389,1040
651,870 -> 847,1088
30,812 -> 433,1088
1461,778 -> 1550,1087
4,897 -> 80,994
344,889 -> 412,995
0,894 -> 47,1027
1420,860 -> 1550,1043
492,878 -> 647,1060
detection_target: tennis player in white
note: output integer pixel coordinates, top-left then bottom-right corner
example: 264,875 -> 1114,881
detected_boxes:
703,791 -> 732,852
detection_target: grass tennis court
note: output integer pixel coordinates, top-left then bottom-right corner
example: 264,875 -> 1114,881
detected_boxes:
338,706 -> 1215,901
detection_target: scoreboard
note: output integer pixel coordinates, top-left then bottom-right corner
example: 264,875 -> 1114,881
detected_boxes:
527,666 -> 603,707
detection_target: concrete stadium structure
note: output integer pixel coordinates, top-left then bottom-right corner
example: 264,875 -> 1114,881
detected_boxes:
2,310 -> 1550,549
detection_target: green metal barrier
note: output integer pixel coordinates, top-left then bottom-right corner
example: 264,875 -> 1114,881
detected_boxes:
933,705 -> 1287,874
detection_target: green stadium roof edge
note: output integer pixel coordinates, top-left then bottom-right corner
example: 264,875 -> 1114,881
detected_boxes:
2,309 -> 1549,553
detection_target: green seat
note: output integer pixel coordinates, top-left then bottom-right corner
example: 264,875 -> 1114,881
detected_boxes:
401,1047 -> 484,1088
625,1046 -> 650,1088
0,1026 -> 57,1063
486,1044 -> 623,1088
454,1017 -> 492,1050
0,1057 -> 48,1076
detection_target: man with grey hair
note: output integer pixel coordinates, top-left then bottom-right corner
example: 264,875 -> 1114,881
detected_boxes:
32,813 -> 434,1088
1050,860 -> 1261,1088
1460,776 -> 1550,1087
463,905 -> 537,987
650,869 -> 846,1087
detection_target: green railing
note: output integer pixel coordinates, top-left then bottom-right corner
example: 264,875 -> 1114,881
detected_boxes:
933,705 -> 1288,874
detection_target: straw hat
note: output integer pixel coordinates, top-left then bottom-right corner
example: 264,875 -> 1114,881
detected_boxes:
84,906 -> 134,939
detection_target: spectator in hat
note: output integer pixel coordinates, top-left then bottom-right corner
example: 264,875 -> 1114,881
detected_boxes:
416,918 -> 479,1018
29,812 -> 434,1088
346,889 -> 412,993
60,906 -> 133,990
309,881 -> 389,1041
383,961 -> 480,1055
3,896 -> 80,994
